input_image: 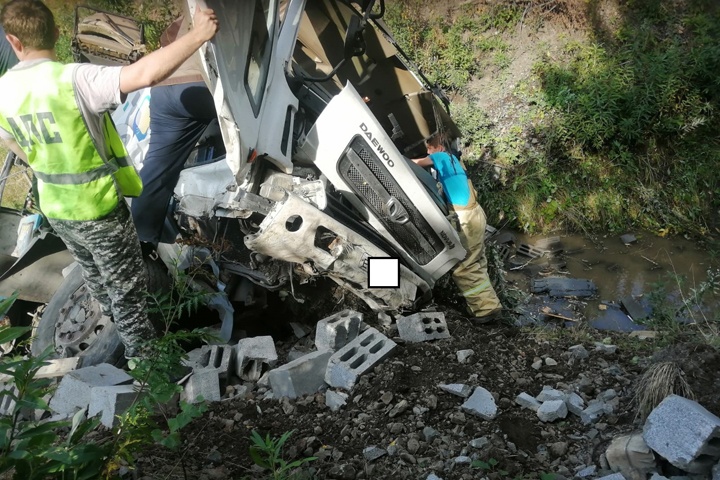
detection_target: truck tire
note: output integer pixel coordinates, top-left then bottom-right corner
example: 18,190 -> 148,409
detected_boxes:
31,258 -> 170,367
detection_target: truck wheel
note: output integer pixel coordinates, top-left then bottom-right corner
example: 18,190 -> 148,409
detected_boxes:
31,259 -> 170,367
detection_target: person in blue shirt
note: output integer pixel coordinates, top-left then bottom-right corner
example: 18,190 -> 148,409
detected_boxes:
413,134 -> 502,323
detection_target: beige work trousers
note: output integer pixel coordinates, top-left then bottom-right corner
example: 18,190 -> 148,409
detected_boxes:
451,192 -> 502,317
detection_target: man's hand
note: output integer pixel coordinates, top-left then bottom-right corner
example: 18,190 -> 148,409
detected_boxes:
191,8 -> 220,43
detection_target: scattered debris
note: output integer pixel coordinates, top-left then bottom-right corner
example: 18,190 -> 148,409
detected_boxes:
537,399 -> 568,422
531,277 -> 598,297
0,357 -> 79,383
515,392 -> 542,411
396,312 -> 450,343
595,343 -> 618,354
461,387 -> 497,420
325,328 -> 396,390
315,309 -> 362,352
289,322 -> 312,339
516,243 -> 545,259
235,336 -> 278,382
581,402 -> 612,424
49,363 -> 132,416
325,390 -> 348,412
438,383 -> 473,398
569,344 -> 590,360
183,369 -> 221,404
621,296 -> 650,321
566,392 -> 586,416
456,349 -> 474,364
363,446 -> 387,461
629,330 -> 658,340
88,384 -> 138,428
269,350 -> 332,399
536,386 -> 565,402
643,395 -> 720,474
620,234 -> 638,245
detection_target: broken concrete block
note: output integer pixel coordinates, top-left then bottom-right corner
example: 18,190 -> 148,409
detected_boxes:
49,363 -> 132,416
439,383 -> 473,398
185,345 -> 233,378
577,466 -> 597,477
88,385 -> 138,428
0,357 -> 80,383
269,350 -> 332,399
182,369 -> 221,404
325,390 -> 348,412
456,349 -> 474,364
325,328 -> 396,390
531,277 -> 598,297
315,309 -> 362,352
537,386 -> 565,402
643,395 -> 720,473
396,312 -> 450,343
596,474 -> 626,480
363,446 -> 387,461
515,392 -> 542,411
621,296 -> 649,321
461,387 -> 497,420
595,343 -> 618,354
581,402 -> 611,424
537,400 -> 568,422
566,392 -> 586,416
620,234 -> 637,245
234,336 -> 278,382
569,345 -> 589,359
378,312 -> 393,326
606,434 -> 656,480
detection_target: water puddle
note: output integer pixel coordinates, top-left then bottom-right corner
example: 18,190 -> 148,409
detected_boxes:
497,231 -> 720,330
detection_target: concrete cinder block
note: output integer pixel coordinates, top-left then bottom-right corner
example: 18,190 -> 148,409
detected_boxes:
397,312 -> 450,343
185,345 -> 233,378
643,395 -> 720,473
234,336 -> 278,382
315,309 -> 362,352
49,363 -> 132,415
537,400 -> 568,422
182,369 -> 221,404
325,328 -> 396,390
88,385 -> 138,428
325,390 -> 348,411
461,387 -> 497,420
269,350 -> 332,399
515,392 -> 542,411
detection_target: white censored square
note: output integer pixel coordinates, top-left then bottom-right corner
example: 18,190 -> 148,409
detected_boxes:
368,257 -> 400,289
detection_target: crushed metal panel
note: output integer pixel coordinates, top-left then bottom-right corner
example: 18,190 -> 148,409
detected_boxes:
244,193 -> 425,311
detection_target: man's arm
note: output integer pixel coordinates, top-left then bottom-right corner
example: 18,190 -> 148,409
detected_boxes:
412,156 -> 434,167
2,138 -> 27,162
119,8 -> 219,94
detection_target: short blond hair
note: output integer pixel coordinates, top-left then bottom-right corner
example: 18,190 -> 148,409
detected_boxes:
1,0 -> 56,51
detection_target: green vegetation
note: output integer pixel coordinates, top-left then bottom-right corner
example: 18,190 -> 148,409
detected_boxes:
386,0 -> 720,236
246,430 -> 317,480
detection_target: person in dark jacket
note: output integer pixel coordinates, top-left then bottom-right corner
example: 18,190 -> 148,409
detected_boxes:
0,23 -> 19,76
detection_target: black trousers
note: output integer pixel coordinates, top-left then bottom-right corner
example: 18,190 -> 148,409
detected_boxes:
131,81 -> 217,244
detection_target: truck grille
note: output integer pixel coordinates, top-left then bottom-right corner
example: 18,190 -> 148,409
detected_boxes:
337,136 -> 444,265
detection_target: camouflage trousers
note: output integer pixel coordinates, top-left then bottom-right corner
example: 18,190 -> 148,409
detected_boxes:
48,201 -> 155,358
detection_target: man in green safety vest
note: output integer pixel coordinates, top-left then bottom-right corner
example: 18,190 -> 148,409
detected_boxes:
0,0 -> 219,359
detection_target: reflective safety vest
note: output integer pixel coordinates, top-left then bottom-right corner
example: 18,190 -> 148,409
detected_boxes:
0,61 -> 142,221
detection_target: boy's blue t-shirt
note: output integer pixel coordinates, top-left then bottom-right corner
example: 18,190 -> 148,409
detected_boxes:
429,151 -> 470,207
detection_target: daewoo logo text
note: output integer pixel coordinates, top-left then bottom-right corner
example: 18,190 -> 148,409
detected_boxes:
360,123 -> 395,167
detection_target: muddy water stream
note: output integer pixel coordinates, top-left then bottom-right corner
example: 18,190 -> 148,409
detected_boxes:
500,231 -> 720,330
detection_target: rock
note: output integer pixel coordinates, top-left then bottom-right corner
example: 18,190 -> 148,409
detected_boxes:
461,387 -> 497,420
537,400 -> 568,422
234,336 -> 278,381
569,345 -> 589,359
545,358 -> 558,366
363,446 -> 386,461
456,350 -> 474,364
643,395 -> 720,474
439,384 -> 473,398
268,350 -> 332,399
326,390 -> 348,412
399,452 -> 416,464
396,312 -> 450,343
566,392 -> 586,416
550,442 -> 568,456
377,312 -> 393,327
380,391 -> 393,404
88,384 -> 138,428
387,444 -> 398,456
515,392 -> 542,411
595,343 -> 618,354
596,475 -> 626,480
450,412 -> 466,425
327,464 -> 357,479
712,462 -> 720,480
577,465 -> 597,477
629,331 -> 657,340
325,328 -> 396,390
427,474 -> 444,480
407,438 -> 420,454
49,363 -> 132,416
389,400 -> 409,418
598,389 -> 617,402
581,402 -> 610,424
470,437 -> 489,449
454,456 -> 472,464
423,426 -> 441,443
207,449 -> 222,464
182,369 -> 221,403
606,434 -> 657,480
537,386 -> 565,402
532,360 -> 543,370
315,310 -> 363,352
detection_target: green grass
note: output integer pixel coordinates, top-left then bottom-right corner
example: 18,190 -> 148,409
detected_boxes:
386,0 -> 720,236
